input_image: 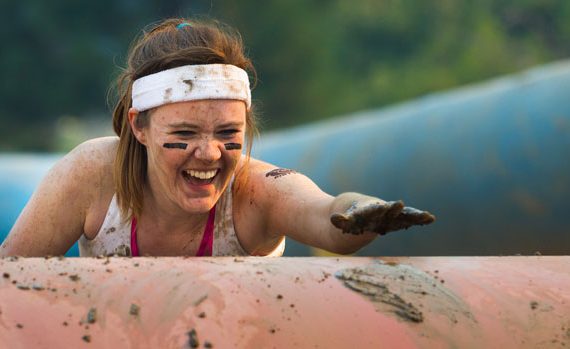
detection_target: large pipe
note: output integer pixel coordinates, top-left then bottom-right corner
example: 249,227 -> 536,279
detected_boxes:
0,256 -> 568,348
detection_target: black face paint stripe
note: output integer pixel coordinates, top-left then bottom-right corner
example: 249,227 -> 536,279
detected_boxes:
224,143 -> 242,150
163,143 -> 188,149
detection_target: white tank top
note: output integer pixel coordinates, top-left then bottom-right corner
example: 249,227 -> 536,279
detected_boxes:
79,180 -> 285,257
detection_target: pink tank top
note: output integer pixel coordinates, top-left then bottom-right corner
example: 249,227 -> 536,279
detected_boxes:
130,206 -> 216,257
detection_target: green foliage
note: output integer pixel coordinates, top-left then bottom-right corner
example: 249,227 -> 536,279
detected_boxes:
1,0 -> 569,150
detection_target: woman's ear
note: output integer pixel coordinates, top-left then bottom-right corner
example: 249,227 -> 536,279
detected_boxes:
128,107 -> 147,145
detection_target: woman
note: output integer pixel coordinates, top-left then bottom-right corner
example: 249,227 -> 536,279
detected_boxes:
0,18 -> 434,257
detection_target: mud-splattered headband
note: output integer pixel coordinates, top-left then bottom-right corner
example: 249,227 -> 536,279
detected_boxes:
131,64 -> 251,112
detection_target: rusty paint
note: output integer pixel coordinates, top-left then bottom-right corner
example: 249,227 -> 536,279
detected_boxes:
0,257 -> 569,348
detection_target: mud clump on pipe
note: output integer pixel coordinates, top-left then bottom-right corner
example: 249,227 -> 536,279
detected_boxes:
335,261 -> 475,325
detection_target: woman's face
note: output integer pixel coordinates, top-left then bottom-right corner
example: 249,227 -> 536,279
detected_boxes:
134,100 -> 246,214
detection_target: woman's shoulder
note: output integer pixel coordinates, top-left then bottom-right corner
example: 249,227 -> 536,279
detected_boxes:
65,137 -> 119,237
65,137 -> 118,174
56,136 -> 118,198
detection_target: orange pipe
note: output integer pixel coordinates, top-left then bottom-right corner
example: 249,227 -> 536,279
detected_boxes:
0,256 -> 569,348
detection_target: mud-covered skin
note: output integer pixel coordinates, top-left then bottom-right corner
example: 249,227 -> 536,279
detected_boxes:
330,200 -> 435,235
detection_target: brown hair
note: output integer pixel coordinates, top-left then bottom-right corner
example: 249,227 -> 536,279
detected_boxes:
111,18 -> 258,220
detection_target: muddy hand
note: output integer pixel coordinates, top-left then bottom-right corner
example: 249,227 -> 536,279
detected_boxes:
330,201 -> 435,235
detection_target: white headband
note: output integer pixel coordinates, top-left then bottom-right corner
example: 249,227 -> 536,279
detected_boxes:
131,64 -> 251,112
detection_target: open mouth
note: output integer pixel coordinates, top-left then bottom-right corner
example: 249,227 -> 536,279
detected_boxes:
182,169 -> 219,186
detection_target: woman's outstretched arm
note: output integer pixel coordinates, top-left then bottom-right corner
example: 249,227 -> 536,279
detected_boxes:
240,159 -> 434,254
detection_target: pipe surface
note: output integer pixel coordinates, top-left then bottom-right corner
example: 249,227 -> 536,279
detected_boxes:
0,256 -> 568,348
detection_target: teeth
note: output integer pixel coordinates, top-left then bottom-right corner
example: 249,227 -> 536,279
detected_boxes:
186,170 -> 217,179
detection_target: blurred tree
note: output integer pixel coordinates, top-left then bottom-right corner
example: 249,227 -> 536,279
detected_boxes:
0,0 -> 569,151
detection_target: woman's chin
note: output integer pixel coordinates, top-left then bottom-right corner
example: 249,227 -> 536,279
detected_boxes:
180,198 -> 216,214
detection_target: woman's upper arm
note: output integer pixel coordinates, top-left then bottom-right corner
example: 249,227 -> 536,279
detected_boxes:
242,159 -> 336,251
0,138 -> 115,257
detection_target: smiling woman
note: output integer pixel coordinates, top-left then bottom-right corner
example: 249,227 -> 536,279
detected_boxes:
0,18 -> 434,258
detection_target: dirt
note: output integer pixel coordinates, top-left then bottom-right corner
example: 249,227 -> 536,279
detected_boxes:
183,79 -> 193,93
163,88 -> 173,102
335,260 -> 475,325
129,304 -> 140,316
82,335 -> 91,343
188,329 -> 199,348
193,294 -> 208,306
331,201 -> 435,235
87,308 -> 97,324
69,275 -> 80,282
265,168 -> 297,179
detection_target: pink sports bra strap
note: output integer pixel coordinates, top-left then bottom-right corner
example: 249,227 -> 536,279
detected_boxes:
130,205 -> 216,257
196,206 -> 216,256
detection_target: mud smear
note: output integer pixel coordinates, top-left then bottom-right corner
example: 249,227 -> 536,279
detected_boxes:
265,168 -> 297,179
163,143 -> 188,150
163,88 -> 173,103
183,79 -> 193,93
335,261 -> 476,325
129,304 -> 140,316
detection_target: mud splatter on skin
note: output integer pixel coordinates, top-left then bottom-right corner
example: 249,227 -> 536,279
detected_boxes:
163,143 -> 188,150
331,201 -> 435,235
335,261 -> 475,325
130,304 -> 140,316
265,168 -> 297,179
224,143 -> 242,150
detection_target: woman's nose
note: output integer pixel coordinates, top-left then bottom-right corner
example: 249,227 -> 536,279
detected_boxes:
194,138 -> 222,162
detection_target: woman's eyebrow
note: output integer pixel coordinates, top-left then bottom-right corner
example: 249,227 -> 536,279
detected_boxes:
167,122 -> 199,129
217,122 -> 244,129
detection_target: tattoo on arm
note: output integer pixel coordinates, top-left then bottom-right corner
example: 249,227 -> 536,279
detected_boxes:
265,168 -> 297,179
163,143 -> 188,150
224,143 -> 242,150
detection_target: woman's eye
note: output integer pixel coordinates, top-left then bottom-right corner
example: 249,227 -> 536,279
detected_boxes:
173,130 -> 195,137
218,129 -> 240,137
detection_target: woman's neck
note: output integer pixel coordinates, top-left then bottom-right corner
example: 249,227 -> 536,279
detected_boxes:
139,188 -> 210,237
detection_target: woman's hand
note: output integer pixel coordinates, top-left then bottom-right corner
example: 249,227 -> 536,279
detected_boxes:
330,200 -> 435,235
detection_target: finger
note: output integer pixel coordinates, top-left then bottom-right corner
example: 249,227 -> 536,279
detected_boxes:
330,213 -> 352,231
401,207 -> 436,225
